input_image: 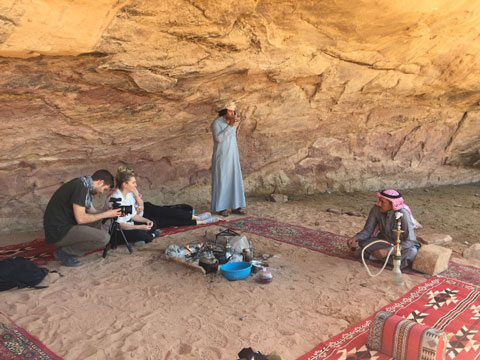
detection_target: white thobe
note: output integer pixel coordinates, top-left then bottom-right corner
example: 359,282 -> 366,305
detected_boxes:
210,116 -> 246,211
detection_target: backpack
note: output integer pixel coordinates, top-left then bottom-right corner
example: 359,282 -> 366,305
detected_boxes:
0,257 -> 50,291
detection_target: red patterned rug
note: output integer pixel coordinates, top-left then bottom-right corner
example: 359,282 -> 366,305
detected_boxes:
223,217 -> 480,286
0,312 -> 62,359
298,276 -> 480,360
0,222 -> 221,265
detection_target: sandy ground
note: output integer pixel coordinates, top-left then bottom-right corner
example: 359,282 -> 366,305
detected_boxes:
0,184 -> 479,359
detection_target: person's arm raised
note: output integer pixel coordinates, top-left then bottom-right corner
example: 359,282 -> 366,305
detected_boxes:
73,203 -> 121,224
211,118 -> 235,143
132,188 -> 144,213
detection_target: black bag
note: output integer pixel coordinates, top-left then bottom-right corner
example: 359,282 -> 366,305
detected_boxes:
238,347 -> 268,360
0,256 -> 50,291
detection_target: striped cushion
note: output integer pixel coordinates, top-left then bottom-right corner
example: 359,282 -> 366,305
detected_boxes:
367,311 -> 447,360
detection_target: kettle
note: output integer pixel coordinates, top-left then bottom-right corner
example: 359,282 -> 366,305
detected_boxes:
199,252 -> 219,274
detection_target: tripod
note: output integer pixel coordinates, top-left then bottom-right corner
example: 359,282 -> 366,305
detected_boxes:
102,218 -> 133,258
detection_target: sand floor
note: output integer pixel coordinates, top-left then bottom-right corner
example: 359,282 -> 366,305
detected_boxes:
0,184 -> 479,359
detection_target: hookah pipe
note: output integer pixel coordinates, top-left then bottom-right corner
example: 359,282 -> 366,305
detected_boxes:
390,212 -> 405,286
360,211 -> 405,286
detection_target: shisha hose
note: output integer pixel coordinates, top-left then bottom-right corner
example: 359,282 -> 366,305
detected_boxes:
360,211 -> 405,285
361,240 -> 395,278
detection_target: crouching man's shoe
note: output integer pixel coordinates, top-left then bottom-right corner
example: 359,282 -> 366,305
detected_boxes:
54,248 -> 81,267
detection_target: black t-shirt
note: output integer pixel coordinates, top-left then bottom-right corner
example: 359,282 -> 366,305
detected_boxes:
43,178 -> 88,244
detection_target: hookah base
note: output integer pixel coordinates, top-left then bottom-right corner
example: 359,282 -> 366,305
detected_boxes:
390,257 -> 404,286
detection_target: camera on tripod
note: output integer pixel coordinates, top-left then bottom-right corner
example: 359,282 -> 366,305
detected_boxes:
103,197 -> 134,257
110,197 -> 133,216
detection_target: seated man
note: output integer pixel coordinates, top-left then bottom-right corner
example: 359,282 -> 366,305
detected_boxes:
43,170 -> 122,267
347,189 -> 421,269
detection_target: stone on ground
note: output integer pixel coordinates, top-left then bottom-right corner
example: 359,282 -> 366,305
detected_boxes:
412,244 -> 452,275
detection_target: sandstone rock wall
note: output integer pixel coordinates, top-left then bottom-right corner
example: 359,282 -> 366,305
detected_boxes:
1,0 -> 479,233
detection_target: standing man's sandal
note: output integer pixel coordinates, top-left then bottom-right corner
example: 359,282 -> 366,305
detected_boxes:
232,208 -> 247,215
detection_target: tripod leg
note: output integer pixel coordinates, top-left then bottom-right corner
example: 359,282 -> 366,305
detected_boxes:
103,222 -> 133,257
102,219 -> 116,258
103,220 -> 120,258
117,225 -> 133,254
102,229 -> 115,258
102,241 -> 110,258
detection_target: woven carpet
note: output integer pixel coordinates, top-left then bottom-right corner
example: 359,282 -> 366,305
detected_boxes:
0,312 -> 62,360
0,222 -> 221,265
223,216 -> 480,286
298,276 -> 480,360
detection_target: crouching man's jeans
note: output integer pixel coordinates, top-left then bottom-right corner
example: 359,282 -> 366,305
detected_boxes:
56,225 -> 109,257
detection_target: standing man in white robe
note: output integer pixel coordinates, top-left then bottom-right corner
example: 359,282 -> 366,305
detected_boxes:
210,101 -> 247,217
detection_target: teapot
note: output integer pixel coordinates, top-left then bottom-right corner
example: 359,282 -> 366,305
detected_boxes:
199,252 -> 219,273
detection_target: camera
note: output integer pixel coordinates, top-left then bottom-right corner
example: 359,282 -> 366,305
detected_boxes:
110,197 -> 133,216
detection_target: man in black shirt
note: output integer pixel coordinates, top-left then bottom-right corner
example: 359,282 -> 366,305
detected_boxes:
44,170 -> 122,267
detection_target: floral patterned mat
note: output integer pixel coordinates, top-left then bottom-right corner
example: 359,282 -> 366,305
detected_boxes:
223,216 -> 480,286
0,312 -> 62,360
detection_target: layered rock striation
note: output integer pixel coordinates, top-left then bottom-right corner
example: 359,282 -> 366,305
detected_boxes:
1,0 -> 479,233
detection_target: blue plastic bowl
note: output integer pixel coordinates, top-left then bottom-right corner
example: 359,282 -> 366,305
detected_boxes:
220,262 -> 252,281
